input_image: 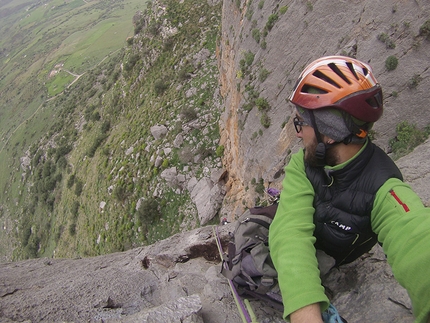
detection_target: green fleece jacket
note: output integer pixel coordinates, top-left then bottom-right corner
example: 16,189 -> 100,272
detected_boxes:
269,148 -> 430,323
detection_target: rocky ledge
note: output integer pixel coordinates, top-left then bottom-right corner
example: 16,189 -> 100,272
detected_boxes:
1,139 -> 429,322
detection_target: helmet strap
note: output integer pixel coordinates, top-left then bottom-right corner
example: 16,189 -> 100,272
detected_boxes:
308,110 -> 327,166
343,112 -> 369,141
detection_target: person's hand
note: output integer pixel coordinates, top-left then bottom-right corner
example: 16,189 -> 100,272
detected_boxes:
290,303 -> 324,323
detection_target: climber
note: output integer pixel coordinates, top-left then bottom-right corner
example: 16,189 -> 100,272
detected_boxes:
269,56 -> 430,323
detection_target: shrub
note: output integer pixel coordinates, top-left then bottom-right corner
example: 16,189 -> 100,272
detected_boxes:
67,174 -> 75,189
148,22 -> 161,36
215,145 -> 225,157
408,74 -> 422,89
389,121 -> 430,159
178,66 -> 192,81
254,178 -> 265,194
252,29 -> 261,43
260,112 -> 271,128
124,54 -> 140,71
90,111 -> 101,121
242,103 -> 253,111
75,180 -> 83,197
280,6 -> 288,14
137,198 -> 161,224
258,1 -> 264,9
244,51 -> 255,66
154,79 -> 168,95
87,134 -> 107,157
69,223 -> 77,236
113,183 -> 128,201
57,156 -> 67,169
71,201 -> 79,219
385,55 -> 398,71
377,33 -> 396,49
260,40 -> 267,49
266,14 -> 279,31
55,144 -> 72,162
245,8 -> 253,20
255,97 -> 270,111
23,235 -> 40,259
419,20 -> 430,40
20,219 -> 32,248
181,106 -> 198,121
258,68 -> 270,82
101,120 -> 111,133
161,158 -> 169,169
240,51 -> 255,75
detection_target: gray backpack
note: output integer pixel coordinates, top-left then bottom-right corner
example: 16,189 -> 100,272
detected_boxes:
221,203 -> 282,308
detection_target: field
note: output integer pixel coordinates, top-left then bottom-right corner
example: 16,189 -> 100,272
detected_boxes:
0,0 -> 145,150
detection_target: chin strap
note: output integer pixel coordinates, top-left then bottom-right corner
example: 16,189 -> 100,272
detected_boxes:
308,110 -> 327,166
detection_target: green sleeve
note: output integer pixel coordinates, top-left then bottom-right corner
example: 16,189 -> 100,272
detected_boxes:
372,178 -> 430,323
269,149 -> 329,320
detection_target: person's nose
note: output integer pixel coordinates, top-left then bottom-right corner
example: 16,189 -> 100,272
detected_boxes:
296,129 -> 303,138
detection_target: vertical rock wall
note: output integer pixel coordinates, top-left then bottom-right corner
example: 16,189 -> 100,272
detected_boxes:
218,0 -> 430,218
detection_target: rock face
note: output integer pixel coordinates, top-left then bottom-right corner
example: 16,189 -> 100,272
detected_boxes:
0,228 -> 413,323
190,177 -> 225,225
1,138 -> 429,323
395,138 -> 430,207
218,0 -> 430,217
0,226 -> 246,323
2,1 -> 430,322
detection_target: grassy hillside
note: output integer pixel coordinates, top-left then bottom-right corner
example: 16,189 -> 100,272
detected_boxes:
0,0 -> 222,261
0,0 -> 141,146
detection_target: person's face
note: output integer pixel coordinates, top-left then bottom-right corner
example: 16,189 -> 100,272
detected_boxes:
294,113 -> 319,166
294,114 -> 313,144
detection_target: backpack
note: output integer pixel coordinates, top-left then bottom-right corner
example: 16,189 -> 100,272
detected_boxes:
216,202 -> 348,323
220,203 -> 283,310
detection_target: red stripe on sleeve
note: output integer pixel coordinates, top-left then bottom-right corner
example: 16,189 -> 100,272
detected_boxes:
389,189 -> 410,212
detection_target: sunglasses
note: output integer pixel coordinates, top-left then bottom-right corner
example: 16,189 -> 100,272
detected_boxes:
293,116 -> 309,133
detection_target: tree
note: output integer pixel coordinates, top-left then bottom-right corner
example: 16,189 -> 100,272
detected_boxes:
136,198 -> 161,224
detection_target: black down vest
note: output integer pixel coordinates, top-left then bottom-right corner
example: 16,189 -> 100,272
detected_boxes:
305,142 -> 403,265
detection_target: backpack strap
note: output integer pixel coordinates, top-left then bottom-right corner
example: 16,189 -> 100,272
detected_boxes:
255,276 -> 275,294
240,216 -> 271,230
249,203 -> 278,219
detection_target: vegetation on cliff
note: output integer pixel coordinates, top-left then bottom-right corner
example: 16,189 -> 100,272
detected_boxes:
0,0 -> 222,260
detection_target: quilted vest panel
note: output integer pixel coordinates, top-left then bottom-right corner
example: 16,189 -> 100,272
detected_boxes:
305,142 -> 403,265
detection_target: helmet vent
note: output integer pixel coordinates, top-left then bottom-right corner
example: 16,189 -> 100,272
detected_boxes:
302,85 -> 328,94
362,67 -> 369,76
328,63 -> 352,85
313,70 -> 340,88
365,91 -> 383,109
346,62 -> 359,80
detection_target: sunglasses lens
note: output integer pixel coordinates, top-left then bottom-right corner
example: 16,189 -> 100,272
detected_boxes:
293,117 -> 301,133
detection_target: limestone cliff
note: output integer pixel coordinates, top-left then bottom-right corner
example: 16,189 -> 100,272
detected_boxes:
218,0 -> 430,218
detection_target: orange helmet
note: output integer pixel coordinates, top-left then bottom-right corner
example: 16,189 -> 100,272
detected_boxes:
289,56 -> 383,123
